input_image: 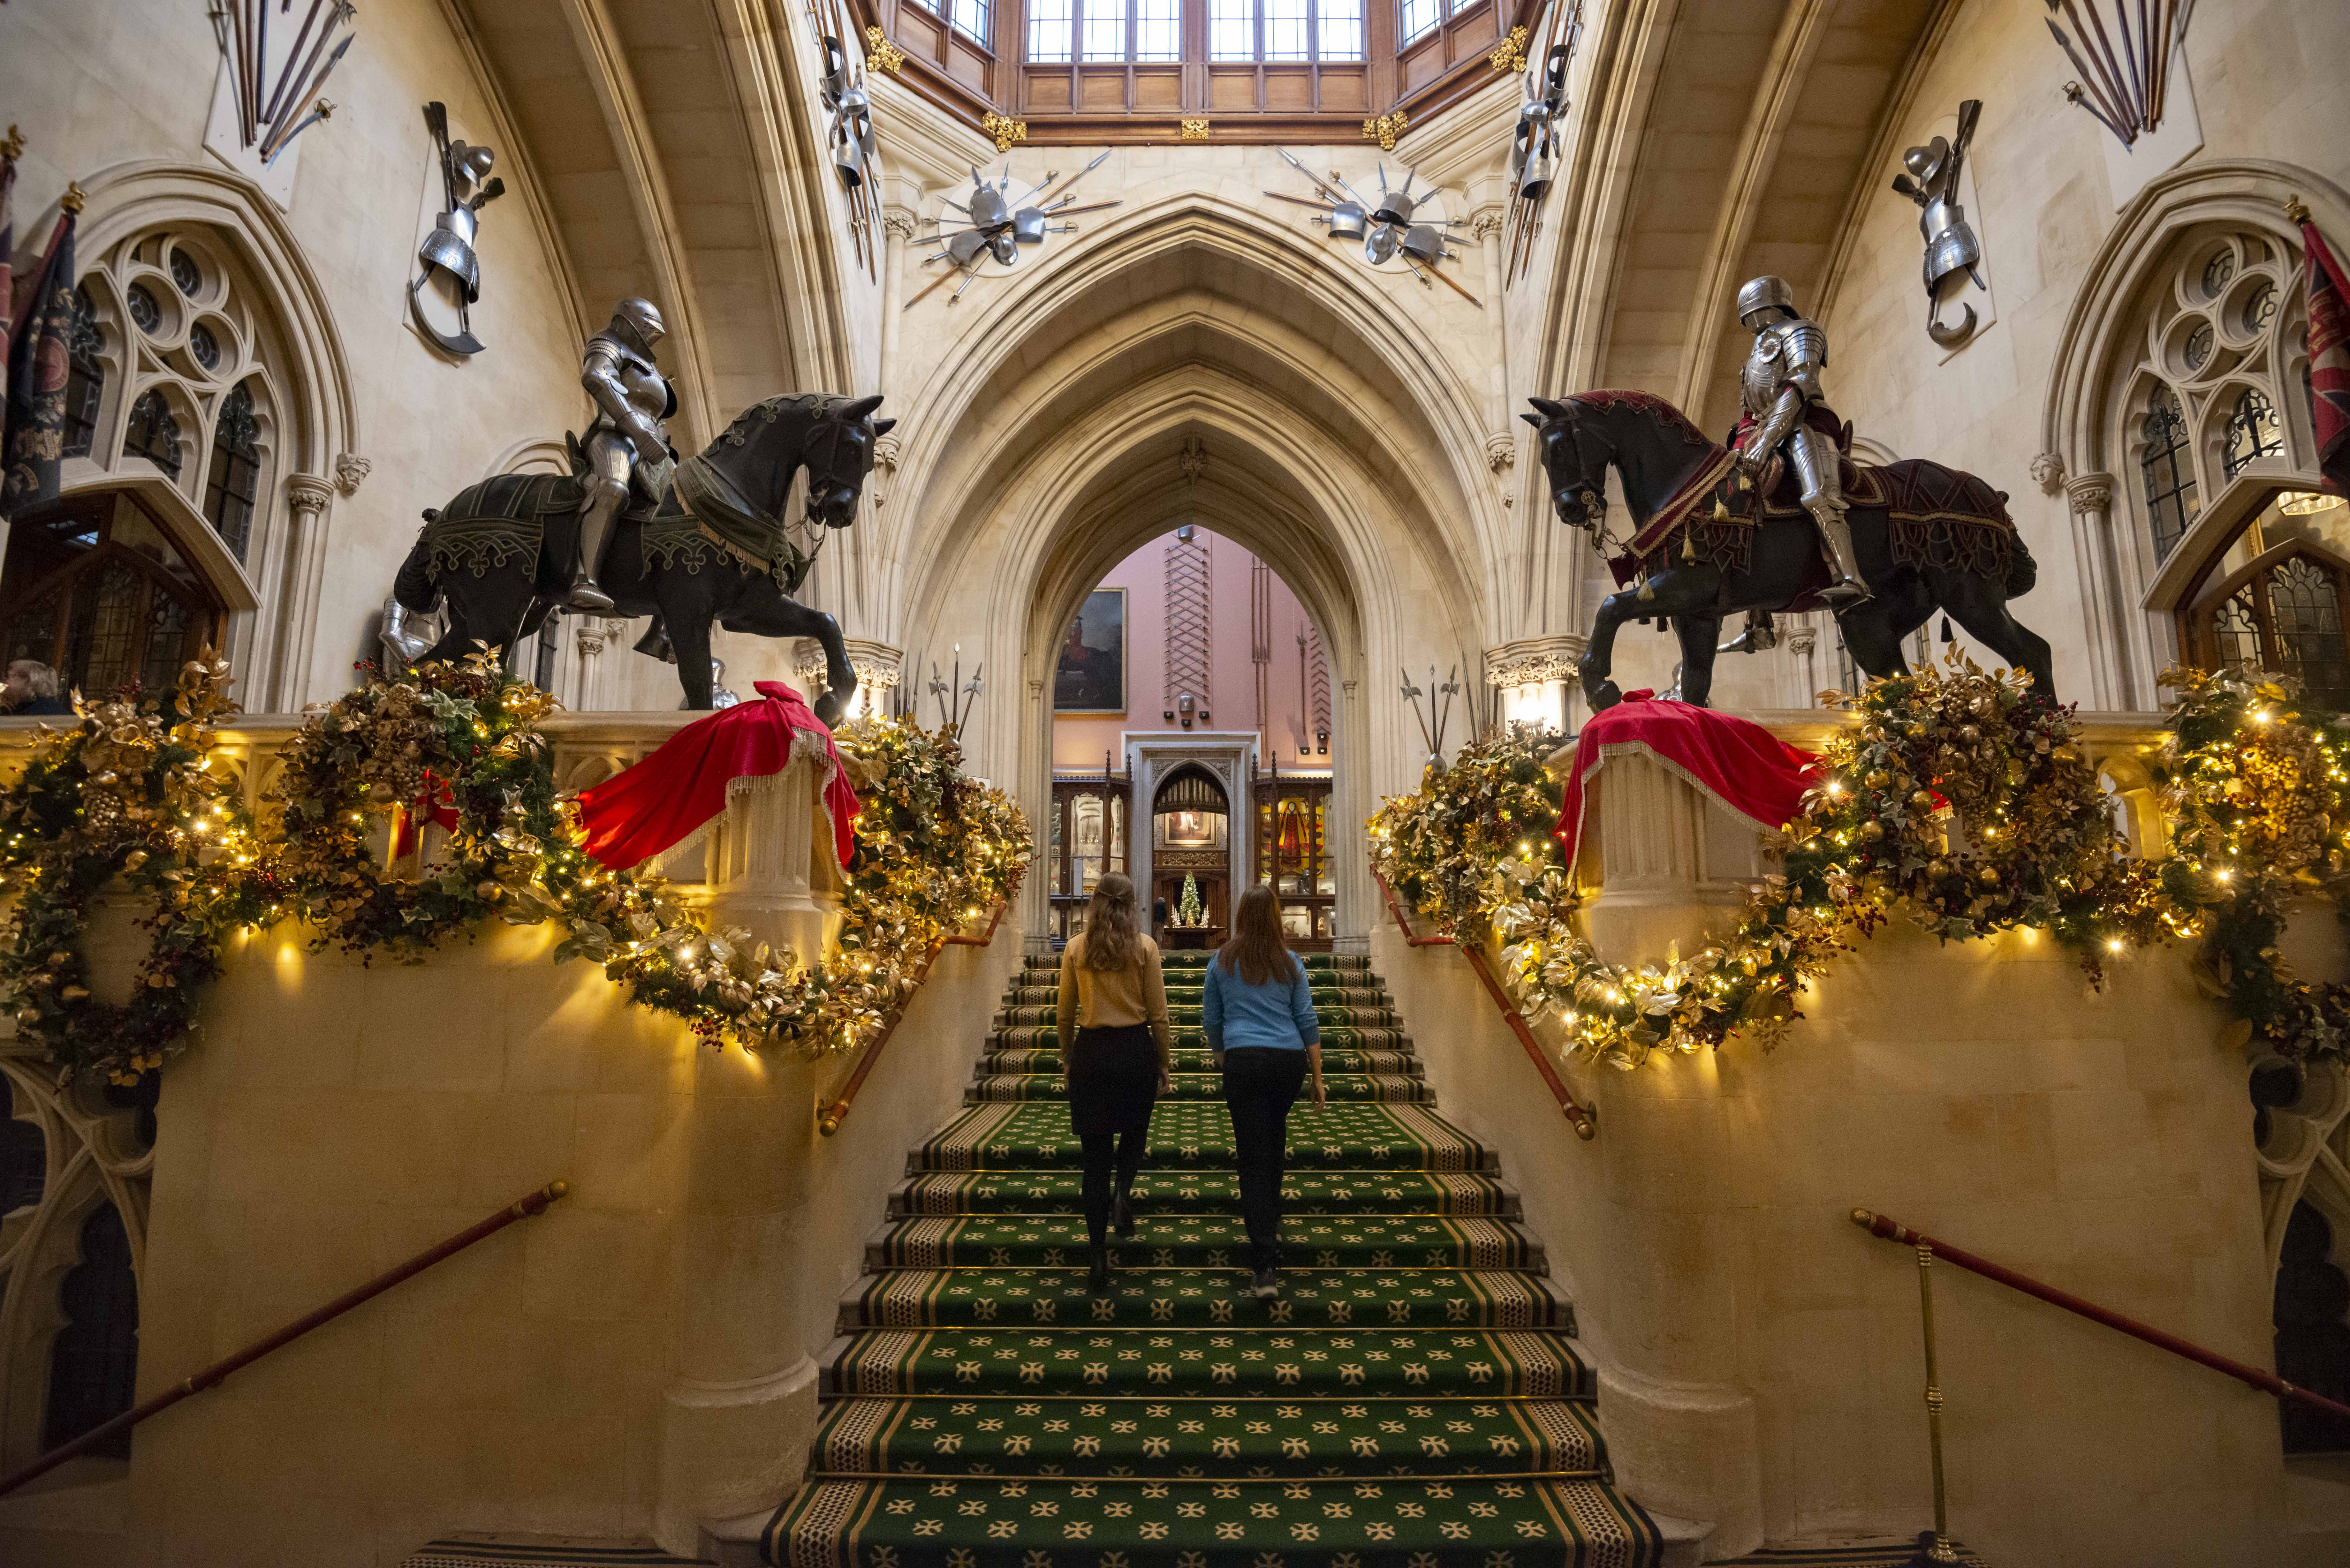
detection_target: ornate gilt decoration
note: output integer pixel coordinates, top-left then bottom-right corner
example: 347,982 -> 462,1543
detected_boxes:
1181,119 -> 1212,141
1361,111 -> 1406,151
983,113 -> 1029,153
864,26 -> 906,74
1490,25 -> 1530,72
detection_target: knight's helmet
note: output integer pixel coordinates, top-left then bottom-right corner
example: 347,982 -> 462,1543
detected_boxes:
609,297 -> 667,357
1736,274 -> 1798,329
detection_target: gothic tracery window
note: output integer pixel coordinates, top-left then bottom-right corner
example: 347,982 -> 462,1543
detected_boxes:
2192,546 -> 2350,714
121,389 -> 182,479
61,287 -> 104,461
204,381 -> 262,561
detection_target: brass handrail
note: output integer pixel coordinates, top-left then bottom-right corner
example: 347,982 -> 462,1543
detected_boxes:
819,889 -> 1016,1137
0,1180 -> 568,1500
1373,871 -> 1595,1140
1853,1208 -> 2350,1426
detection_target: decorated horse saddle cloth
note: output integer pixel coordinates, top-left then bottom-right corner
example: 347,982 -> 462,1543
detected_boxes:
1708,454 -> 2017,586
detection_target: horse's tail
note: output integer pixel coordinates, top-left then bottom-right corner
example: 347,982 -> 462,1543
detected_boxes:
2003,527 -> 2038,599
393,524 -> 441,613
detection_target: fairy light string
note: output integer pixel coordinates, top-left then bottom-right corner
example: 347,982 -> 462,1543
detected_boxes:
0,653 -> 1028,1086
1372,651 -> 2346,1071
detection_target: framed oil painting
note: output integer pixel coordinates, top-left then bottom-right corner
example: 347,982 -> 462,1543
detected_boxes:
1054,587 -> 1125,713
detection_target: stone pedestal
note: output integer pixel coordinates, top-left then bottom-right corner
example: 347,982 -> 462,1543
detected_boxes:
1567,744 -> 1771,961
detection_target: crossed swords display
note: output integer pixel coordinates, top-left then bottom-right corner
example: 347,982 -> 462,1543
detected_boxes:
907,153 -> 1124,310
2042,0 -> 2196,147
208,0 -> 356,167
1265,152 -> 1480,307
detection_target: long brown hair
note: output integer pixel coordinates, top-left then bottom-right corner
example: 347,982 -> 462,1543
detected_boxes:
1082,872 -> 1142,971
1217,884 -> 1294,986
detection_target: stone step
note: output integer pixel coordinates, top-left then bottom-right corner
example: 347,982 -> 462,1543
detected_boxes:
764,1476 -> 1661,1567
818,1326 -> 1591,1400
1023,953 -> 1376,975
1000,984 -> 1392,1008
890,1170 -> 1519,1222
966,1074 -> 1437,1105
908,1103 -> 1502,1174
980,1047 -> 1424,1077
805,1394 -> 1606,1479
865,1215 -> 1544,1274
989,1023 -> 1415,1052
837,1265 -> 1567,1333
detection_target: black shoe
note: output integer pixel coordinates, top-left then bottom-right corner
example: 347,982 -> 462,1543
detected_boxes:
1252,1266 -> 1278,1300
1112,1192 -> 1136,1238
1089,1244 -> 1112,1294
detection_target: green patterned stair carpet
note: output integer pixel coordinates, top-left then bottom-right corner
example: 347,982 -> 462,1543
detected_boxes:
766,950 -> 1662,1568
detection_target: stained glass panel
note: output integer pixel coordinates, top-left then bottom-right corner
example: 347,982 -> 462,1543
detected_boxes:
122,390 -> 181,479
203,381 -> 261,561
2210,587 -> 2263,673
2222,388 -> 2284,479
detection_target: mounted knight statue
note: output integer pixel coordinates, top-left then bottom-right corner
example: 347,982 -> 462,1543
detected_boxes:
1524,274 -> 2051,712
387,297 -> 892,719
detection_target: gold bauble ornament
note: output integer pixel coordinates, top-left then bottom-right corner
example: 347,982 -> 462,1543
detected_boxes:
1977,865 -> 2000,887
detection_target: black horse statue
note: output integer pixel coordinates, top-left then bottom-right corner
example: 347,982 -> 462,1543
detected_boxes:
1524,391 -> 2051,711
392,392 -> 893,719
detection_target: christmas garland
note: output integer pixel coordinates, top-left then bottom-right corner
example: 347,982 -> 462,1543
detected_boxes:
0,655 -> 1028,1085
1371,652 -> 2344,1071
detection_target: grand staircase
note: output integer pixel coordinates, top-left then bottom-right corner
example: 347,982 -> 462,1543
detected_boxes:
763,949 -> 1663,1568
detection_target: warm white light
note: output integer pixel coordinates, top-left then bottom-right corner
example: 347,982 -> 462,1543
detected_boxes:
2278,490 -> 2346,516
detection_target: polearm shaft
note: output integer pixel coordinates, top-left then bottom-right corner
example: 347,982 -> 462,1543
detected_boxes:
0,1181 -> 570,1501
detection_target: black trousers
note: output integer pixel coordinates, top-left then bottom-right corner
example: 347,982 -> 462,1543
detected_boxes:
1220,1046 -> 1309,1270
1069,1023 -> 1160,1248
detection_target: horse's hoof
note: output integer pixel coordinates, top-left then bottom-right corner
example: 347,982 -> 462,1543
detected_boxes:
1586,681 -> 1623,712
814,690 -> 849,728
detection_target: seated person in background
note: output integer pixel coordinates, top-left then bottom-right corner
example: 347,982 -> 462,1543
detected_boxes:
1,661 -> 72,717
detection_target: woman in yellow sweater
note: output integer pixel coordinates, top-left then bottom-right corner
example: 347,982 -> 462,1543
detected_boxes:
1056,873 -> 1175,1292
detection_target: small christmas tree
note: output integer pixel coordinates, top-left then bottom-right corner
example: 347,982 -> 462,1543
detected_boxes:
1176,874 -> 1204,928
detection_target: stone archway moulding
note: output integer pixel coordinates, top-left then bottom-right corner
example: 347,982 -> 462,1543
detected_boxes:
2038,159 -> 2350,709
64,161 -> 361,712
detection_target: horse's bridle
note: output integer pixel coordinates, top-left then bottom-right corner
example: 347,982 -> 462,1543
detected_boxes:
1553,408 -> 1620,550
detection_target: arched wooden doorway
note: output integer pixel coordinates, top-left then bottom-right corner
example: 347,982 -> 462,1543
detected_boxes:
0,488 -> 227,699
1151,762 -> 1229,949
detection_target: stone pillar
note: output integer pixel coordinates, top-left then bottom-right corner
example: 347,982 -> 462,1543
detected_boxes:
1472,207 -> 1511,460
276,474 -> 337,711
2063,471 -> 2133,710
656,753 -> 845,1550
1555,740 -> 1770,1555
880,205 -> 917,397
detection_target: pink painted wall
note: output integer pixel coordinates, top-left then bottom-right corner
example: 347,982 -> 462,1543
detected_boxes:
1051,527 -> 1331,773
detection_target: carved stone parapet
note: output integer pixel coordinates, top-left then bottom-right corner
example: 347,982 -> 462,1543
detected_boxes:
700,759 -> 847,962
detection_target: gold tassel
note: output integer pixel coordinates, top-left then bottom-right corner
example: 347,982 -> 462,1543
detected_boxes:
1681,530 -> 1698,562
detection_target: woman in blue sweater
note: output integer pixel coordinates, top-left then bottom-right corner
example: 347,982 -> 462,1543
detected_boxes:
1203,884 -> 1323,1300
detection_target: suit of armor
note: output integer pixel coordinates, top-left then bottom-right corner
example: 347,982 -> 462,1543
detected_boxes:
1733,275 -> 1869,605
568,297 -> 676,612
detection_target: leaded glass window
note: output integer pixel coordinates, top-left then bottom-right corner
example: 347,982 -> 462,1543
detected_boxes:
2142,386 -> 2198,560
1082,0 -> 1126,58
1,1083 -> 43,1214
2271,557 -> 2350,712
125,283 -> 161,336
1318,0 -> 1362,59
2223,388 -> 2284,479
1135,0 -> 1179,59
1209,0 -> 1252,58
122,389 -> 181,479
2202,250 -> 2235,298
2244,280 -> 2278,335
2211,587 -> 2263,672
187,322 -> 220,372
1399,0 -> 1440,45
2184,321 -> 2214,373
954,0 -> 993,45
203,381 -> 261,561
169,247 -> 201,297
62,287 -> 104,460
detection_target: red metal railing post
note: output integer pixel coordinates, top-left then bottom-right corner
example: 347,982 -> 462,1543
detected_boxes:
0,1180 -> 569,1501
